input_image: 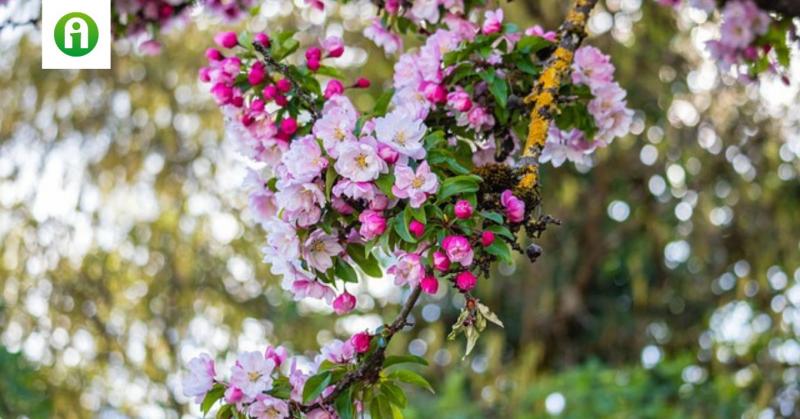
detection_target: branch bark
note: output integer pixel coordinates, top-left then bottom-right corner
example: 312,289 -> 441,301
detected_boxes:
516,0 -> 599,192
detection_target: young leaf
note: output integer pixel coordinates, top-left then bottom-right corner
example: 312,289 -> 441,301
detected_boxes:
347,245 -> 383,278
485,241 -> 513,265
201,383 -> 225,416
373,89 -> 395,116
394,213 -> 417,243
334,387 -> 354,419
380,382 -> 409,409
335,259 -> 359,283
388,370 -> 435,394
302,371 -> 332,403
325,165 -> 337,201
437,175 -> 482,202
479,211 -> 504,224
375,173 -> 396,198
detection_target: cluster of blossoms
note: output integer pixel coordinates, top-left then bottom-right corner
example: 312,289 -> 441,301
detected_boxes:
113,0 -> 255,54
658,0 -> 796,82
188,1 -> 633,417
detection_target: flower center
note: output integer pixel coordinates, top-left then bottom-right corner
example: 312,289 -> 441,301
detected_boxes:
411,176 -> 424,189
248,371 -> 262,382
394,131 -> 407,145
355,153 -> 368,169
312,240 -> 326,252
334,127 -> 346,141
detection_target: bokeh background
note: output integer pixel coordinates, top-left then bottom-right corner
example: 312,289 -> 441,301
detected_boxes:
1,0 -> 800,417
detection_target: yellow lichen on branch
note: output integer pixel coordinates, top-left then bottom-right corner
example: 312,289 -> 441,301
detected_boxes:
517,0 -> 599,192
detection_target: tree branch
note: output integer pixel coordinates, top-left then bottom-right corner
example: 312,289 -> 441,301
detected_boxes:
298,285 -> 423,413
516,0 -> 599,192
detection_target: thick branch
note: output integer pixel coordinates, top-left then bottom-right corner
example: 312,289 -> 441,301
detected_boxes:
516,0 -> 599,192
298,285 -> 423,412
752,0 -> 800,18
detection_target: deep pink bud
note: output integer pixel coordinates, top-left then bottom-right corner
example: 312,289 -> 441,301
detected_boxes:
324,80 -> 345,99
276,79 -> 292,93
307,58 -> 320,71
454,200 -> 473,219
274,94 -> 288,107
262,85 -> 277,101
442,235 -> 474,266
333,291 -> 356,315
421,274 -> 439,294
409,220 -> 425,238
248,62 -> 266,85
500,190 -> 525,224
254,32 -> 270,47
280,117 -> 298,135
354,77 -> 371,88
455,271 -> 477,292
385,0 -> 400,14
358,210 -> 387,240
211,83 -> 233,104
205,48 -> 223,61
305,47 -> 322,62
224,386 -> 243,404
447,90 -> 473,112
377,143 -> 399,164
198,67 -> 212,82
432,250 -> 450,272
420,81 -> 447,104
250,99 -> 265,113
350,332 -> 371,353
214,31 -> 238,49
322,36 -> 345,58
481,231 -> 495,247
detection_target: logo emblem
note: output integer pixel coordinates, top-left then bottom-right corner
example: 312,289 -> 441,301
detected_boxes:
54,12 -> 99,57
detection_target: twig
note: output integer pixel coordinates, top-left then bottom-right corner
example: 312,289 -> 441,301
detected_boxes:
516,0 -> 599,192
297,285 -> 423,413
252,42 -> 321,119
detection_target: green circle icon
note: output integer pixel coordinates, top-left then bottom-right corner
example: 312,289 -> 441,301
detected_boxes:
54,12 -> 99,57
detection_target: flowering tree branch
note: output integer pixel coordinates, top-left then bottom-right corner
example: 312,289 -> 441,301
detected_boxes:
516,0 -> 599,193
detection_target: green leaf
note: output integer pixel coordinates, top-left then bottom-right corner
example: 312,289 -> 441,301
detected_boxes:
479,211 -> 504,224
335,258 -> 359,283
408,205 -> 426,224
316,65 -> 346,79
381,382 -> 408,409
480,70 -> 508,108
334,387 -> 355,419
437,175 -> 482,202
347,244 -> 383,277
464,325 -> 480,357
267,376 -> 292,399
388,370 -> 435,394
394,212 -> 417,243
375,173 -> 396,198
373,89 -> 395,116
325,164 -> 336,202
201,383 -> 225,416
487,224 -> 515,241
516,35 -> 552,54
485,241 -> 513,264
383,354 -> 429,368
302,371 -> 332,403
215,403 -> 233,419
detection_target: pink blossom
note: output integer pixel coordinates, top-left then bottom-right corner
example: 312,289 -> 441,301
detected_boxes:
350,332 -> 371,353
500,190 -> 525,223
410,0 -> 440,24
313,97 -> 358,157
364,19 -> 403,55
374,110 -> 428,160
388,251 -> 425,287
421,273 -> 439,294
230,351 -> 276,400
307,409 -> 337,419
254,32 -> 270,47
138,39 -> 162,55
282,135 -> 328,182
224,386 -> 243,404
421,81 -> 447,104
377,143 -> 400,164
525,25 -> 557,42
322,36 -> 345,57
248,61 -> 266,85
290,278 -> 336,303
409,220 -> 425,238
392,162 -> 439,208
572,46 -> 615,88
332,180 -> 378,202
303,229 -> 344,272
462,106 -> 495,130
482,9 -> 504,34
264,345 -> 289,367
275,182 -> 325,227
214,31 -> 238,48
481,231 -> 495,247
455,271 -> 477,292
305,0 -> 324,10
358,210 -> 387,240
335,141 -> 387,182
321,339 -> 355,363
454,200 -> 473,219
333,291 -> 357,315
447,89 -> 473,112
442,235 -> 474,266
433,250 -> 450,272
182,354 -> 216,402
248,396 -> 290,419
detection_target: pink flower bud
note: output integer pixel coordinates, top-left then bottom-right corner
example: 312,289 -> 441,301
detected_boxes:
211,83 -> 233,104
455,271 -> 477,292
377,143 -> 399,164
420,81 -> 447,104
322,36 -> 345,58
262,85 -> 277,100
307,58 -> 320,71
447,90 -> 473,112
276,79 -> 292,93
305,0 -> 324,10
482,9 -> 503,35
354,77 -> 371,88
481,231 -> 495,247
385,0 -> 400,14
248,62 -> 266,85
280,117 -> 298,135
333,291 -> 356,315
442,235 -> 474,266
332,197 -> 355,215
454,200 -> 473,219
409,220 -> 425,238
305,47 -> 322,62
500,190 -> 525,224
274,94 -> 288,107
198,67 -> 212,82
138,40 -> 162,55
350,332 -> 371,353
224,386 -> 243,404
214,31 -> 238,49
358,210 -> 387,240
421,274 -> 439,294
433,250 -> 450,272
324,80 -> 344,99
250,99 -> 265,113
254,32 -> 270,47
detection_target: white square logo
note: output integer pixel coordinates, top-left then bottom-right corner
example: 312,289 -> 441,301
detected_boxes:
41,0 -> 111,69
